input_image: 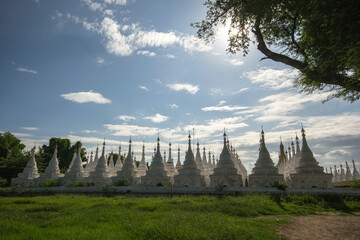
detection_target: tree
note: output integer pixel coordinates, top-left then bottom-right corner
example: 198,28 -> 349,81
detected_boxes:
0,132 -> 29,183
37,138 -> 87,173
193,0 -> 360,102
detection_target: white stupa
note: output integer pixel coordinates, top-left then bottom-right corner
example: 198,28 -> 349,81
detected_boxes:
210,132 -> 243,187
113,138 -> 140,185
175,145 -> 182,171
202,147 -> 210,174
38,145 -> 64,183
339,164 -> 346,182
86,141 -> 113,185
11,146 -> 40,187
352,160 -> 360,180
165,142 -> 177,177
333,165 -> 339,182
137,143 -> 148,177
194,142 -> 210,186
249,130 -> 284,187
62,147 -> 87,184
173,134 -> 206,187
345,162 -> 353,181
289,127 -> 332,188
114,145 -> 123,171
141,137 -> 171,186
85,146 -> 99,173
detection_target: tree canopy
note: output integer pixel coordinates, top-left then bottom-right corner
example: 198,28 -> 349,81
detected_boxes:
193,0 -> 360,102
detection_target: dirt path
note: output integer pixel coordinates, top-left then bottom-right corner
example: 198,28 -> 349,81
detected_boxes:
276,212 -> 360,240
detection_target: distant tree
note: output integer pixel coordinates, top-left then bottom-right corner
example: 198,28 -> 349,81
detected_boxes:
37,139 -> 87,173
0,132 -> 29,183
193,0 -> 360,102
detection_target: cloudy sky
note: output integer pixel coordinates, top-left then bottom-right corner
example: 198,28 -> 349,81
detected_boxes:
1,0 -> 359,172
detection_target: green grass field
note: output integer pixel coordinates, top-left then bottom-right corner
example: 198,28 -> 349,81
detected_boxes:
0,194 -> 359,240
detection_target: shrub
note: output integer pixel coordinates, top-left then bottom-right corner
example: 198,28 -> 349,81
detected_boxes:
67,181 -> 84,187
272,181 -> 289,191
113,179 -> 130,186
86,181 -> 95,186
43,179 -> 59,187
350,180 -> 360,189
0,179 -> 9,188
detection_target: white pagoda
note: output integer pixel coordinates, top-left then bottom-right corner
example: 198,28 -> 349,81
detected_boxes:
289,127 -> 332,188
141,137 -> 171,186
249,130 -> 284,187
173,134 -> 206,187
11,146 -> 40,187
37,145 -> 64,184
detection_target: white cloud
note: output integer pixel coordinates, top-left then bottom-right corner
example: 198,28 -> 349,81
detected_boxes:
168,104 -> 179,109
82,130 -> 99,134
243,67 -> 299,90
21,127 -> 38,131
81,0 -> 104,11
13,132 -> 33,138
168,103 -> 179,108
138,85 -> 149,91
104,124 -> 159,136
16,67 -> 37,74
167,83 -> 199,95
144,113 -> 168,123
166,54 -> 175,59
226,59 -> 244,66
116,115 -> 136,121
96,57 -> 105,64
60,90 -> 111,104
137,50 -> 156,57
104,0 -> 128,5
202,101 -> 249,112
67,135 -> 120,145
71,16 -> 211,57
155,79 -> 162,84
209,87 -> 248,96
103,9 -> 113,16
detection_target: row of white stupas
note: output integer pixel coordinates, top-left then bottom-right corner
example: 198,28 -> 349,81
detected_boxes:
12,127 -> 335,188
327,161 -> 360,183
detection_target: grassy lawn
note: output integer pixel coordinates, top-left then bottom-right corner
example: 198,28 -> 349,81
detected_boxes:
0,194 -> 359,240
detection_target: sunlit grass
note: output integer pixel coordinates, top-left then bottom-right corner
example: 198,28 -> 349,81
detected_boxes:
0,194 -> 359,240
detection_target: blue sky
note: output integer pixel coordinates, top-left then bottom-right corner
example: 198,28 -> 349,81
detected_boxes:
1,0 -> 360,172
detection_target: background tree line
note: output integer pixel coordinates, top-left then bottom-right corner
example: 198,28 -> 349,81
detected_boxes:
0,132 -> 87,186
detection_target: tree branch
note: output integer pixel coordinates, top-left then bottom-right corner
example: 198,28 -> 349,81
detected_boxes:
253,17 -> 308,71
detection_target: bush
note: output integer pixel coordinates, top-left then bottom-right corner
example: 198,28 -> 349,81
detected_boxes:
0,179 -> 9,188
67,181 -> 84,187
43,179 -> 59,187
350,180 -> 360,189
272,181 -> 289,191
86,181 -> 95,186
113,179 -> 130,186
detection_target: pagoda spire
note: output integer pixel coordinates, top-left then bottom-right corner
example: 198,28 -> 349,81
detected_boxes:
352,159 -> 360,180
168,142 -> 172,163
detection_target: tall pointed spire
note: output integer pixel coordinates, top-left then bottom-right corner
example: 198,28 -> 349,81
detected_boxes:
249,129 -> 283,187
352,159 -> 360,180
141,136 -> 171,186
11,146 -> 40,187
210,131 -> 243,187
345,161 -> 353,181
290,126 -> 332,188
176,145 -> 182,171
174,133 -> 206,187
113,137 -> 140,185
39,144 -> 64,181
137,142 -> 148,177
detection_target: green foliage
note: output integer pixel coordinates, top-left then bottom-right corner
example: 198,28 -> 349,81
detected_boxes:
66,181 -> 84,187
350,180 -> 360,189
113,179 -> 130,186
86,181 -> 95,187
0,132 -> 30,182
272,181 -> 289,191
43,179 -> 59,187
0,195 -> 359,239
0,179 -> 9,188
194,0 -> 360,101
